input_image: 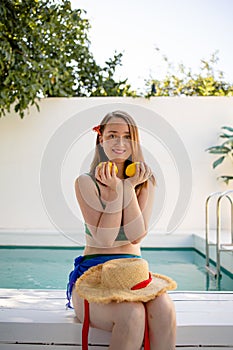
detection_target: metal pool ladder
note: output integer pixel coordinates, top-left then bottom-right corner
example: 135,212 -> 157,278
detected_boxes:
205,190 -> 233,284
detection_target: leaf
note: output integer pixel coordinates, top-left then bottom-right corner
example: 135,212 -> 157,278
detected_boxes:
219,133 -> 233,139
213,156 -> 225,168
206,146 -> 230,154
222,126 -> 233,133
218,176 -> 233,185
222,138 -> 233,146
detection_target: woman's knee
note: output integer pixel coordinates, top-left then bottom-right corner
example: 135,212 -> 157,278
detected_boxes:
147,293 -> 176,322
115,302 -> 145,329
161,293 -> 176,318
109,302 -> 145,349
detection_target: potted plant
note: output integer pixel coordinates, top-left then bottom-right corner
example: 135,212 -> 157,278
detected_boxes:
206,126 -> 233,184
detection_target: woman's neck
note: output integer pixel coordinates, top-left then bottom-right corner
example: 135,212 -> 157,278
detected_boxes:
115,162 -> 125,179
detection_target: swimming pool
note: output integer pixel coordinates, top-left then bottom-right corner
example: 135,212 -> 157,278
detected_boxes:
0,247 -> 232,291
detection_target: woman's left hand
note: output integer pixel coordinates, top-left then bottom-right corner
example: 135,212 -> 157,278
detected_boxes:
125,162 -> 152,188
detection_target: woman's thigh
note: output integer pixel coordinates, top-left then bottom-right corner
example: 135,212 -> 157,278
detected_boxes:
72,291 -> 145,333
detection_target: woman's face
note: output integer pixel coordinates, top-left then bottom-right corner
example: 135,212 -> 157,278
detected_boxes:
100,117 -> 132,163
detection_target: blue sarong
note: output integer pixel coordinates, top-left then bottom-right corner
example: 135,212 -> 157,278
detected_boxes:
66,254 -> 141,308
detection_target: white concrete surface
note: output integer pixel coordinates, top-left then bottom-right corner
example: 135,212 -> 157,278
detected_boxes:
0,289 -> 233,349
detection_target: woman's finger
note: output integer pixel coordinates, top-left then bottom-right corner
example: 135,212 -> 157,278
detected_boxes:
140,162 -> 146,175
111,162 -> 117,178
105,162 -> 111,178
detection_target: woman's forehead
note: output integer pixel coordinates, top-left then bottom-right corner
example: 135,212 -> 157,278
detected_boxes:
104,117 -> 130,131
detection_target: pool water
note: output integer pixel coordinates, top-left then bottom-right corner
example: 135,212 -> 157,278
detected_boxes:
0,247 -> 232,291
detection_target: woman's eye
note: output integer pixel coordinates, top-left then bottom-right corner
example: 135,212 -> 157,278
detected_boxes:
107,134 -> 130,140
109,134 -> 117,139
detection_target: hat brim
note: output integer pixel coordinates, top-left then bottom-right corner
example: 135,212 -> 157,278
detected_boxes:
75,263 -> 177,304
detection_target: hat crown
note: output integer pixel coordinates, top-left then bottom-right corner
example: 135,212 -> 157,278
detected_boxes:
101,258 -> 150,290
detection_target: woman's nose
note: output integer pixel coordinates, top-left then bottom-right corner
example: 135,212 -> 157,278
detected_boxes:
116,136 -> 124,145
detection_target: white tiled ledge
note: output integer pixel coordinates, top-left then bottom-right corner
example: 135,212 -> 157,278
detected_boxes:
0,229 -> 231,247
0,289 -> 233,348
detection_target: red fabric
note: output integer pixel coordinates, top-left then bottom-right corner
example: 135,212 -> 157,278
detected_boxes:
92,125 -> 101,135
82,299 -> 90,350
131,272 -> 152,290
143,304 -> 150,350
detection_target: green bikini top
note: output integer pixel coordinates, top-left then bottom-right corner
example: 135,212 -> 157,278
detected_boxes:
84,173 -> 128,241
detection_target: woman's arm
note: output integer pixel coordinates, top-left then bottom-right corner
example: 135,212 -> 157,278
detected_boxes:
123,163 -> 155,243
75,165 -> 123,247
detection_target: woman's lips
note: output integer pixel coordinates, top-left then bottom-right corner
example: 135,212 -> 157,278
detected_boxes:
112,149 -> 126,154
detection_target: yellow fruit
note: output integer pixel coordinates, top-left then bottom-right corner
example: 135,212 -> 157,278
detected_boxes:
98,162 -> 118,174
109,162 -> 118,174
125,162 -> 140,177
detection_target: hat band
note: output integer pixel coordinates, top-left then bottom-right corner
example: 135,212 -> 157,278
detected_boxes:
131,272 -> 152,290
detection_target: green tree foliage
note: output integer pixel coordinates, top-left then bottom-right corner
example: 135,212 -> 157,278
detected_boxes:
0,0 -> 135,118
146,50 -> 233,97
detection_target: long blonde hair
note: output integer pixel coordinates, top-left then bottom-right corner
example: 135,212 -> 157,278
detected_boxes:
90,110 -> 155,189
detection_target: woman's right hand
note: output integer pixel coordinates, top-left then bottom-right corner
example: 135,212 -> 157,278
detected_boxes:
95,162 -> 121,194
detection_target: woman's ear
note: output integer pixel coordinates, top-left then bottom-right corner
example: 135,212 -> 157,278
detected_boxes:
99,135 -> 103,147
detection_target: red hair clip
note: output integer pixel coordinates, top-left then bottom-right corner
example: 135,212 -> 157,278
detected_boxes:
92,125 -> 101,136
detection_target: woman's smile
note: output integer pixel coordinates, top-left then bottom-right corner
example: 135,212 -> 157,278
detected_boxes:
112,148 -> 126,155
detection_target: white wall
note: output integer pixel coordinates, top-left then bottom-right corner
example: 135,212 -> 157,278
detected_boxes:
0,97 -> 233,242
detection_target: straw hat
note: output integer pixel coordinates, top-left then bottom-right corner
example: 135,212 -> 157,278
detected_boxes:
75,258 -> 177,303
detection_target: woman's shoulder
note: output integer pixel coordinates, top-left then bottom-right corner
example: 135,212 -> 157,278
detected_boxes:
75,173 -> 100,195
75,173 -> 94,187
75,172 -> 92,181
74,173 -> 103,210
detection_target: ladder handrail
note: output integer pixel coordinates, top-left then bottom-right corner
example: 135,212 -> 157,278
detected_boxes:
216,190 -> 233,284
205,192 -> 222,267
205,190 -> 233,283
217,190 -> 233,243
216,190 -> 233,250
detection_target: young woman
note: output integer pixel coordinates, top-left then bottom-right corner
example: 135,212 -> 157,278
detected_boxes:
68,110 -> 176,350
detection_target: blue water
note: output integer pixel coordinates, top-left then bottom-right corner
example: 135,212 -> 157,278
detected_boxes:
0,247 -> 232,291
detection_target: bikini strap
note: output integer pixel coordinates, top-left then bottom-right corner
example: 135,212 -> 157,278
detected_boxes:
85,173 -> 101,196
85,173 -> 105,208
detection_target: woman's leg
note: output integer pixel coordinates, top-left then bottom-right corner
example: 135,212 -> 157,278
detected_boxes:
145,293 -> 176,350
72,292 -> 145,350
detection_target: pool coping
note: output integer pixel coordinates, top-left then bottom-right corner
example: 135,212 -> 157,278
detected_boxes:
0,229 -> 231,247
0,230 -> 196,247
0,289 -> 233,348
